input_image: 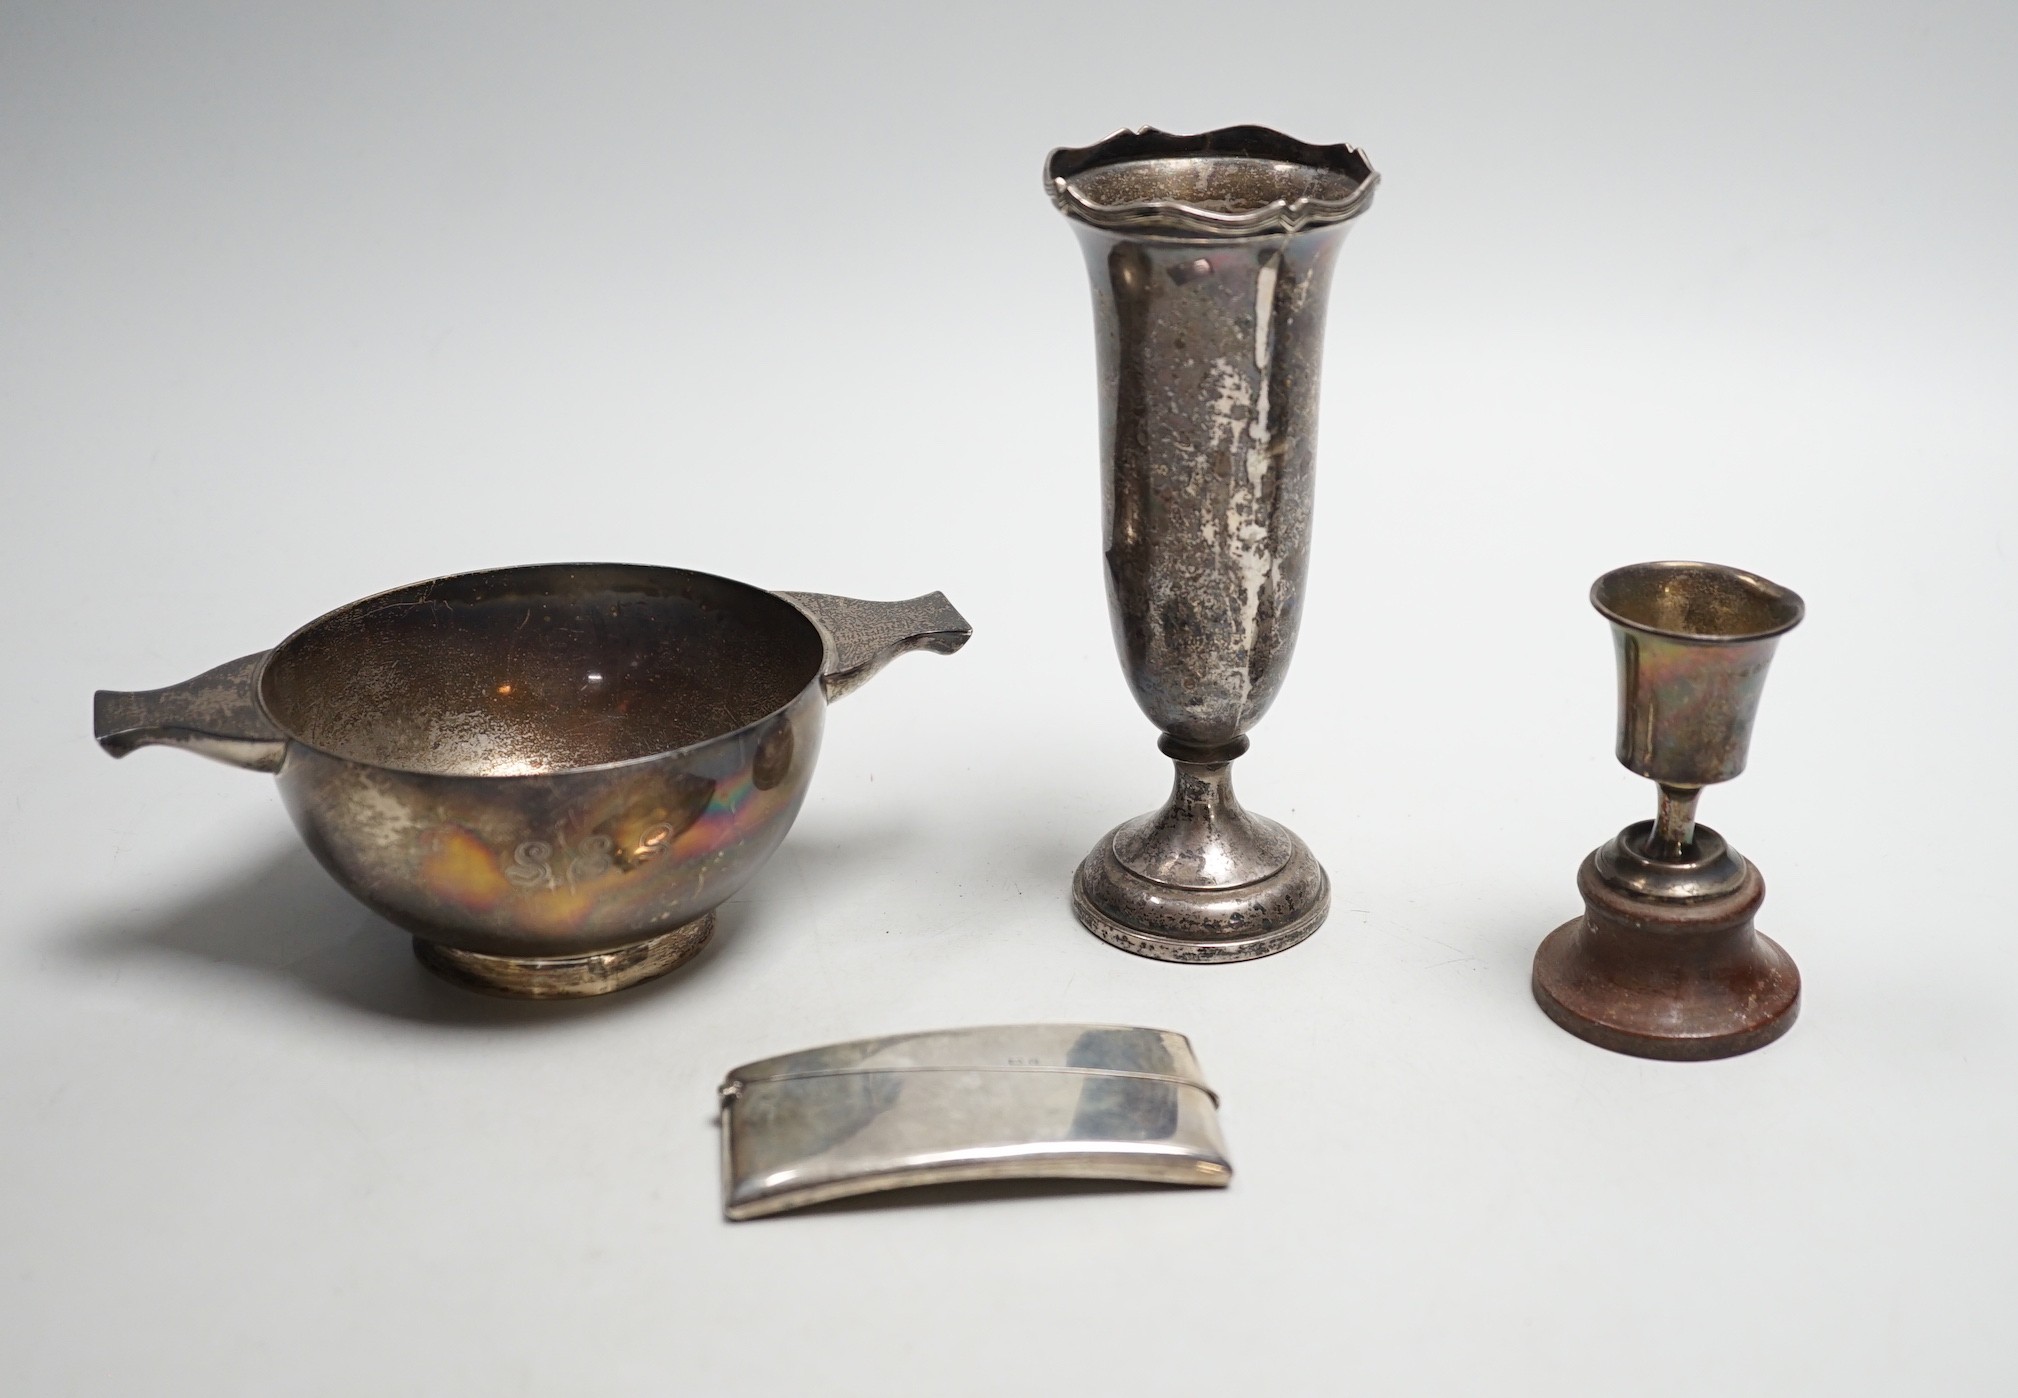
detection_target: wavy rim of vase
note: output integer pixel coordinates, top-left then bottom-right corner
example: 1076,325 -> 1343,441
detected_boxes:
1045,125 -> 1380,237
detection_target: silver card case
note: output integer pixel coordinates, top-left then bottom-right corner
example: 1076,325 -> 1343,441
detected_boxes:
718,1024 -> 1232,1219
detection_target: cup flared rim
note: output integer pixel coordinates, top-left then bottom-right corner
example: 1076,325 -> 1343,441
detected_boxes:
1591,560 -> 1806,644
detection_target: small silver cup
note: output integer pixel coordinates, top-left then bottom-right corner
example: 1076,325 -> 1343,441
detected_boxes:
1594,560 -> 1804,863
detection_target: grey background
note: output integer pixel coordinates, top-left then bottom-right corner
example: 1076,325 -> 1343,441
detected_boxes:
4,2 -> 2014,1392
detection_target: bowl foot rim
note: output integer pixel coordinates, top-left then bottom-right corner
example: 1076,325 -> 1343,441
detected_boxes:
412,913 -> 716,998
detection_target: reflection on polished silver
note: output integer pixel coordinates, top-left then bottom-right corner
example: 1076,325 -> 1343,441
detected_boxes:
1045,126 -> 1378,962
94,564 -> 972,998
718,1025 -> 1231,1220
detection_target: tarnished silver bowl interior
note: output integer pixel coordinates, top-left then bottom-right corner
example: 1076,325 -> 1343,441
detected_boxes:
262,564 -> 825,777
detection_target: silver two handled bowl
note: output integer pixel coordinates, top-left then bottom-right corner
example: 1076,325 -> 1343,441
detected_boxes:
95,563 -> 971,997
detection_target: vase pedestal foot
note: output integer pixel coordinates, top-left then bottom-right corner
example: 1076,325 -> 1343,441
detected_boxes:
1072,739 -> 1330,963
1072,825 -> 1329,964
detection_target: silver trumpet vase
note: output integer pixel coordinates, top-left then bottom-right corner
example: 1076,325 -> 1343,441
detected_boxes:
1045,126 -> 1379,962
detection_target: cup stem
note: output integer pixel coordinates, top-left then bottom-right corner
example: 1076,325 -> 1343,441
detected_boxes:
1651,784 -> 1701,859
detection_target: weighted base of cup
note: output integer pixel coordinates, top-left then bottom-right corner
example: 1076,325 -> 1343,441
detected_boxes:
1531,852 -> 1798,1060
1072,830 -> 1330,964
412,912 -> 716,998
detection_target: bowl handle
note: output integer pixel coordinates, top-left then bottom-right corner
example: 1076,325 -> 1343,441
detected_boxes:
93,651 -> 287,772
775,592 -> 972,702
